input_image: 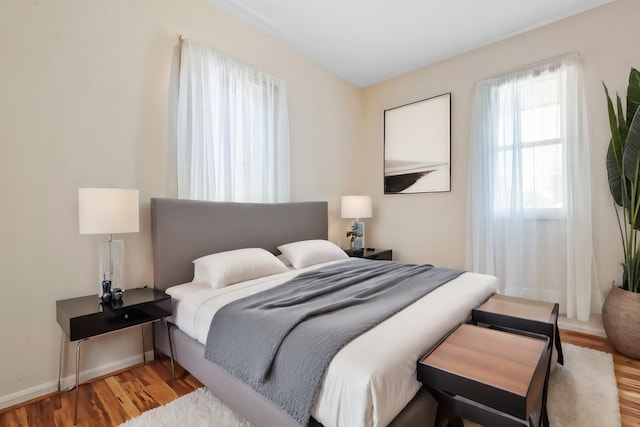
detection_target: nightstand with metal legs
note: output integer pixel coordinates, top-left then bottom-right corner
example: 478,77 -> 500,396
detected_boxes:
56,287 -> 173,425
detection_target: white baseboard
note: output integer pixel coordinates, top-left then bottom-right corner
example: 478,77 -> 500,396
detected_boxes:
0,350 -> 155,411
558,313 -> 606,337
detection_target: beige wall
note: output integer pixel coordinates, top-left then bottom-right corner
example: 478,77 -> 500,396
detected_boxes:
2,0 -> 638,409
0,0 -> 361,406
362,0 -> 640,302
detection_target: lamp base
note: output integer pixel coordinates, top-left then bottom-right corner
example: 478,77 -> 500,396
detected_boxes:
353,221 -> 365,250
98,239 -> 125,298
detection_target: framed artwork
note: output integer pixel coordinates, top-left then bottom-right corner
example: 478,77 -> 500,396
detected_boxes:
383,93 -> 451,194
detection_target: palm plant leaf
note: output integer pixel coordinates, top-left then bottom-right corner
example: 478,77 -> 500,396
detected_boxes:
618,94 -> 629,149
605,84 -> 626,207
607,142 -> 623,206
624,110 -> 640,181
627,68 -> 640,127
624,110 -> 640,231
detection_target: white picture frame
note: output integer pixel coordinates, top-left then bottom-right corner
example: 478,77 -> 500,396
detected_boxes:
384,93 -> 451,194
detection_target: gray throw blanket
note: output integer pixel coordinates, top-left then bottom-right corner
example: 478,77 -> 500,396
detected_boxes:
204,258 -> 464,426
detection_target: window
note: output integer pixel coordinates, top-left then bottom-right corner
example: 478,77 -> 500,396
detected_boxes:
494,70 -> 566,217
177,39 -> 290,202
466,53 -> 597,322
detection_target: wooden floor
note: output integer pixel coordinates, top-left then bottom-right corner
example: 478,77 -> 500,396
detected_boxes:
0,331 -> 638,426
0,358 -> 203,427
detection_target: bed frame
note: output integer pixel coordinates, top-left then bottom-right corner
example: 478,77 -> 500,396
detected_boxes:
151,198 -> 436,427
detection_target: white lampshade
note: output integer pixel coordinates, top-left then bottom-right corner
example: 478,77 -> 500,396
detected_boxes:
79,188 -> 139,234
341,195 -> 372,219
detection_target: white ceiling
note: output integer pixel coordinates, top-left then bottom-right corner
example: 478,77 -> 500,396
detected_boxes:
208,0 -> 613,87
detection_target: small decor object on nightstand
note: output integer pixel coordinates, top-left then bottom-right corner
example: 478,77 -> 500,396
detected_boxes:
100,280 -> 112,302
341,195 -> 372,250
112,287 -> 124,301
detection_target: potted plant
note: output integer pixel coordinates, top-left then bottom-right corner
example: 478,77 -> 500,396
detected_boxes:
602,67 -> 640,358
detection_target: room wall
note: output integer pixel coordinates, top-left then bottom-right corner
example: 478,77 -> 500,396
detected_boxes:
0,0 -> 361,406
362,0 -> 640,308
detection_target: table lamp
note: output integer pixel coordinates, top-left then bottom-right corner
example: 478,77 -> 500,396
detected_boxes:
78,188 -> 139,299
341,195 -> 372,251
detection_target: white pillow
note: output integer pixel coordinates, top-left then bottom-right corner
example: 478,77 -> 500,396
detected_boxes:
277,239 -> 349,269
165,282 -> 210,301
193,248 -> 289,289
277,253 -> 292,267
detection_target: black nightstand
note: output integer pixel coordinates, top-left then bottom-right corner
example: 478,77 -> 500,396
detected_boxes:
345,248 -> 392,261
56,287 -> 173,424
417,324 -> 550,427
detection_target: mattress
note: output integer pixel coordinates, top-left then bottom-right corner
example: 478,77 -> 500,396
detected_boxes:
166,260 -> 499,427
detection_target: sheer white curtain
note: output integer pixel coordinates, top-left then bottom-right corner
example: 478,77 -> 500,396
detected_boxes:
177,39 -> 290,202
466,53 -> 599,321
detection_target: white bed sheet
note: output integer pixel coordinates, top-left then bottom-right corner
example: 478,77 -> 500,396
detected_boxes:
166,261 -> 499,427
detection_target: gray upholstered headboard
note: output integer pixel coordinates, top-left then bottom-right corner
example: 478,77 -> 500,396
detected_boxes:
151,198 -> 329,291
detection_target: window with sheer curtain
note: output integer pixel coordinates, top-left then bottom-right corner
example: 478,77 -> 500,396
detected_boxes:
177,39 -> 290,202
494,72 -> 566,217
466,53 -> 599,321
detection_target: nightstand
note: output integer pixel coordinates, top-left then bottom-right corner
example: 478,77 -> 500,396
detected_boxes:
56,287 -> 173,424
345,248 -> 392,260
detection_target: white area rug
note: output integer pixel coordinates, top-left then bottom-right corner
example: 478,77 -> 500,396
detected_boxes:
120,343 -> 620,427
545,343 -> 621,427
119,387 -> 250,427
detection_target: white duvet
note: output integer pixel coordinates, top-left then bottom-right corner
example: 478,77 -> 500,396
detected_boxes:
166,260 -> 499,427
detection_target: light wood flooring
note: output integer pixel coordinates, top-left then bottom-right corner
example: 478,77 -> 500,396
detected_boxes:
0,359 -> 203,427
1,330 -> 638,426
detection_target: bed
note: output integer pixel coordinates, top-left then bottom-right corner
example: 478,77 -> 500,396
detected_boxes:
151,198 -> 499,427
